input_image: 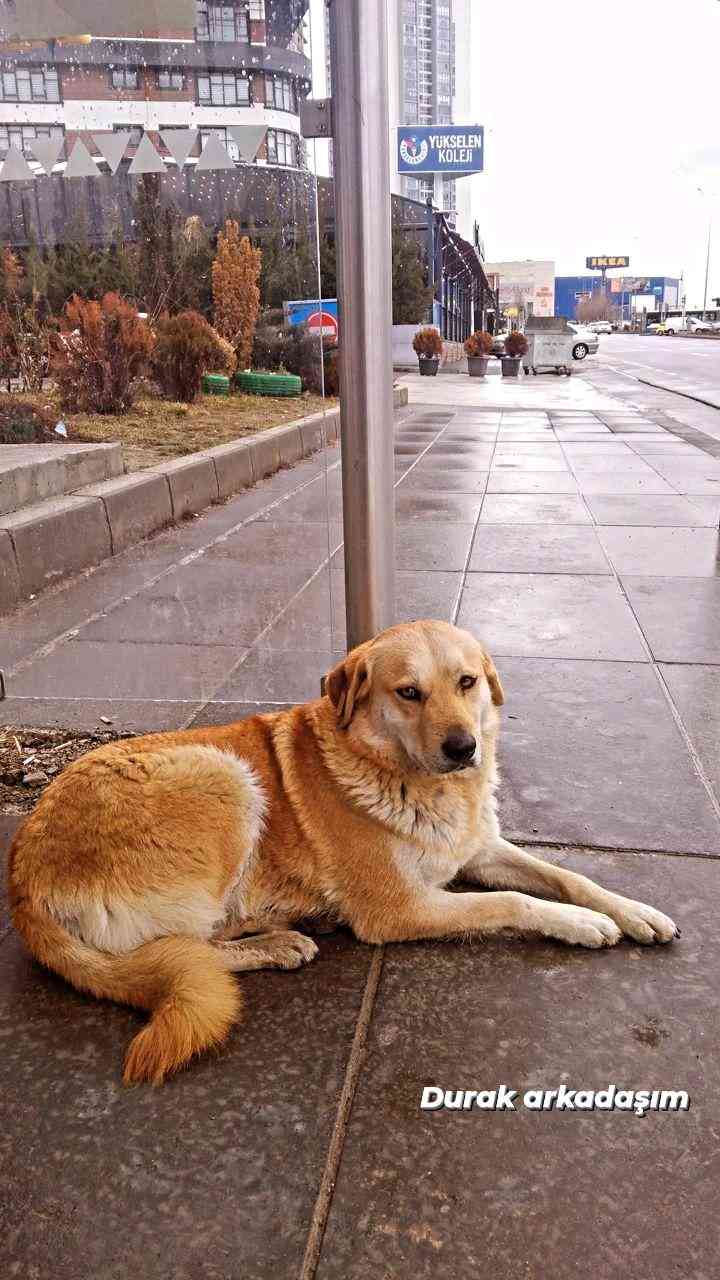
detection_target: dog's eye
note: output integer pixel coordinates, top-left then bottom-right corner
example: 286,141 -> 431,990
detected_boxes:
459,675 -> 477,691
397,686 -> 422,702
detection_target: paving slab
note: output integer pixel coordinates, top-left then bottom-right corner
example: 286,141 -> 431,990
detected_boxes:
203,519 -> 344,567
394,491 -> 483,524
212,649 -> 342,704
469,525 -> 609,575
599,526 -> 720,577
317,849 -> 720,1279
8,640 -> 247,702
395,522 -> 475,570
570,473 -> 677,495
658,664 -> 720,797
622,578 -> 720,663
495,657 -> 720,854
81,558 -> 314,648
479,494 -> 592,524
585,494 -> 720,527
262,569 -> 462,652
487,471 -> 580,493
399,468 -> 489,492
0,890 -> 373,1280
458,573 -> 646,660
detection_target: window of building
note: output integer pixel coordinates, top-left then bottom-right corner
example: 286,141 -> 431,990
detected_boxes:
197,71 -> 250,106
196,2 -> 249,43
265,128 -> 297,167
0,122 -> 64,156
157,69 -> 185,91
0,65 -> 60,103
263,73 -> 296,113
199,126 -> 243,161
111,67 -> 139,91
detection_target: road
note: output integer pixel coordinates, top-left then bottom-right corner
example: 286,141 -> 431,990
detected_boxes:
595,333 -> 720,391
583,333 -> 720,442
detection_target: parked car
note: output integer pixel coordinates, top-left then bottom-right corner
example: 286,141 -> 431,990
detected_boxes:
567,323 -> 599,359
588,321 -> 612,335
663,316 -> 714,335
647,322 -> 665,333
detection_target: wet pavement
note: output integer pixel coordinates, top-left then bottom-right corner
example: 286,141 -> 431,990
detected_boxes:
2,369 -> 720,1276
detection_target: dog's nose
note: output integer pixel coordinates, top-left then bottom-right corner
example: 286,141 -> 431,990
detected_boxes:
442,731 -> 477,764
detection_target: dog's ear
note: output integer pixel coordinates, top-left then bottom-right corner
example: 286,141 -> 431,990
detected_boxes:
482,651 -> 505,707
325,646 -> 372,728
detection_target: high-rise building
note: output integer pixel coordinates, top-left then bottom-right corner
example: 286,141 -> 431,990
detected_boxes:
389,0 -> 456,222
0,1 -> 311,174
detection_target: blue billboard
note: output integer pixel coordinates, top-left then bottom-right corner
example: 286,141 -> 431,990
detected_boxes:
397,125 -> 484,175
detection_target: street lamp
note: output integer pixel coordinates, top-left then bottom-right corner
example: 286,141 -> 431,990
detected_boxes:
698,187 -> 713,318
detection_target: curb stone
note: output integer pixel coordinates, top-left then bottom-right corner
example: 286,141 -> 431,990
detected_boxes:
0,387 -> 408,614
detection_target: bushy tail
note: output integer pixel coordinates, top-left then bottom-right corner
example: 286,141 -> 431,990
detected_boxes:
12,901 -> 241,1085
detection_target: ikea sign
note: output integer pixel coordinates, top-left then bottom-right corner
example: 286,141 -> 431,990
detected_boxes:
586,256 -> 630,270
397,126 -> 484,175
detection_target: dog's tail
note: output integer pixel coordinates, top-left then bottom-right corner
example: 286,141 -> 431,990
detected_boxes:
11,899 -> 241,1085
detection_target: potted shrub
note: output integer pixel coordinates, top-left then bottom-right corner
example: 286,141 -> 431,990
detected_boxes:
463,330 -> 493,377
501,330 -> 529,377
412,326 -> 443,376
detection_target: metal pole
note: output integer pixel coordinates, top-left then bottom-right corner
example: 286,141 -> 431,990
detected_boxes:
426,197 -> 435,324
703,217 -> 711,318
329,0 -> 396,649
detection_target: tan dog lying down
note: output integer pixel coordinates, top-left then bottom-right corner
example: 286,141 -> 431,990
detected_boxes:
9,620 -> 678,1085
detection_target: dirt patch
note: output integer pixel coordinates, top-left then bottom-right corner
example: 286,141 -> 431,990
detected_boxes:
0,726 -> 133,814
17,388 -> 335,471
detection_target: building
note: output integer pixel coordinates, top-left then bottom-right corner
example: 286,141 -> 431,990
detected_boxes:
555,275 -> 680,322
0,1 -> 311,176
388,0 -> 475,236
484,259 -> 556,320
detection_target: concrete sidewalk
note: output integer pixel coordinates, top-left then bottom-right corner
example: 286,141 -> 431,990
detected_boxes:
2,372 -> 720,1277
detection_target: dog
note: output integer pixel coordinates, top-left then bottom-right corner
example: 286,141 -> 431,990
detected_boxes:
8,619 -> 678,1085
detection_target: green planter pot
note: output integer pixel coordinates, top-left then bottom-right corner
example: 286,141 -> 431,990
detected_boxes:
235,371 -> 303,397
202,373 -> 230,396
418,357 -> 439,376
467,356 -> 489,377
500,356 -> 522,378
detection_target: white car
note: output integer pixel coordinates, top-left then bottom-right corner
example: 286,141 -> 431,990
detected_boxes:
663,316 -> 713,335
587,321 -> 612,335
567,323 -> 599,358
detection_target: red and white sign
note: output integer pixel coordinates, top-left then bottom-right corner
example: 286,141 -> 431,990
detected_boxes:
307,310 -> 338,341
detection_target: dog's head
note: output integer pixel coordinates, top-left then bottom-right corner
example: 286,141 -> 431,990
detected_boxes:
325,620 -> 504,775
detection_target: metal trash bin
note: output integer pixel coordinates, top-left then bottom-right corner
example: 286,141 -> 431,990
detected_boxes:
522,330 -> 574,376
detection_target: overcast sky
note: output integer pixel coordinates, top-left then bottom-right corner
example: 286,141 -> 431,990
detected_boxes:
467,0 -> 720,305
310,0 -> 719,308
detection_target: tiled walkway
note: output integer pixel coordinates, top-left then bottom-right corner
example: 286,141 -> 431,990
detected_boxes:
2,380 -> 720,1277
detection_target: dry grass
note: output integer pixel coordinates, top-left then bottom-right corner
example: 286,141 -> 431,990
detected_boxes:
22,387 -> 335,471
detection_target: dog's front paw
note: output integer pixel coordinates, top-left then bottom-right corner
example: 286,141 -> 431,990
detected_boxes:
534,903 -> 622,949
609,900 -> 679,945
269,931 -> 320,968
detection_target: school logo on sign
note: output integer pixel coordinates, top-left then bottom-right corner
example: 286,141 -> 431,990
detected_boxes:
397,125 -> 484,175
399,134 -> 429,167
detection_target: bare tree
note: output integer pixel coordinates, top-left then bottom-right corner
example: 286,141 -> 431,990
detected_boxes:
576,291 -> 618,323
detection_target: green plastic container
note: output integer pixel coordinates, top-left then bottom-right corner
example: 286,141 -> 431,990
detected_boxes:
202,373 -> 230,396
235,371 -> 302,398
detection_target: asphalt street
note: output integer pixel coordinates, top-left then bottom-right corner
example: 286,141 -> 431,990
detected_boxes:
595,332 -> 720,386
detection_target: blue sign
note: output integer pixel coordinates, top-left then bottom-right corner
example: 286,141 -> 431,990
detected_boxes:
397,125 -> 484,175
284,299 -> 339,340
